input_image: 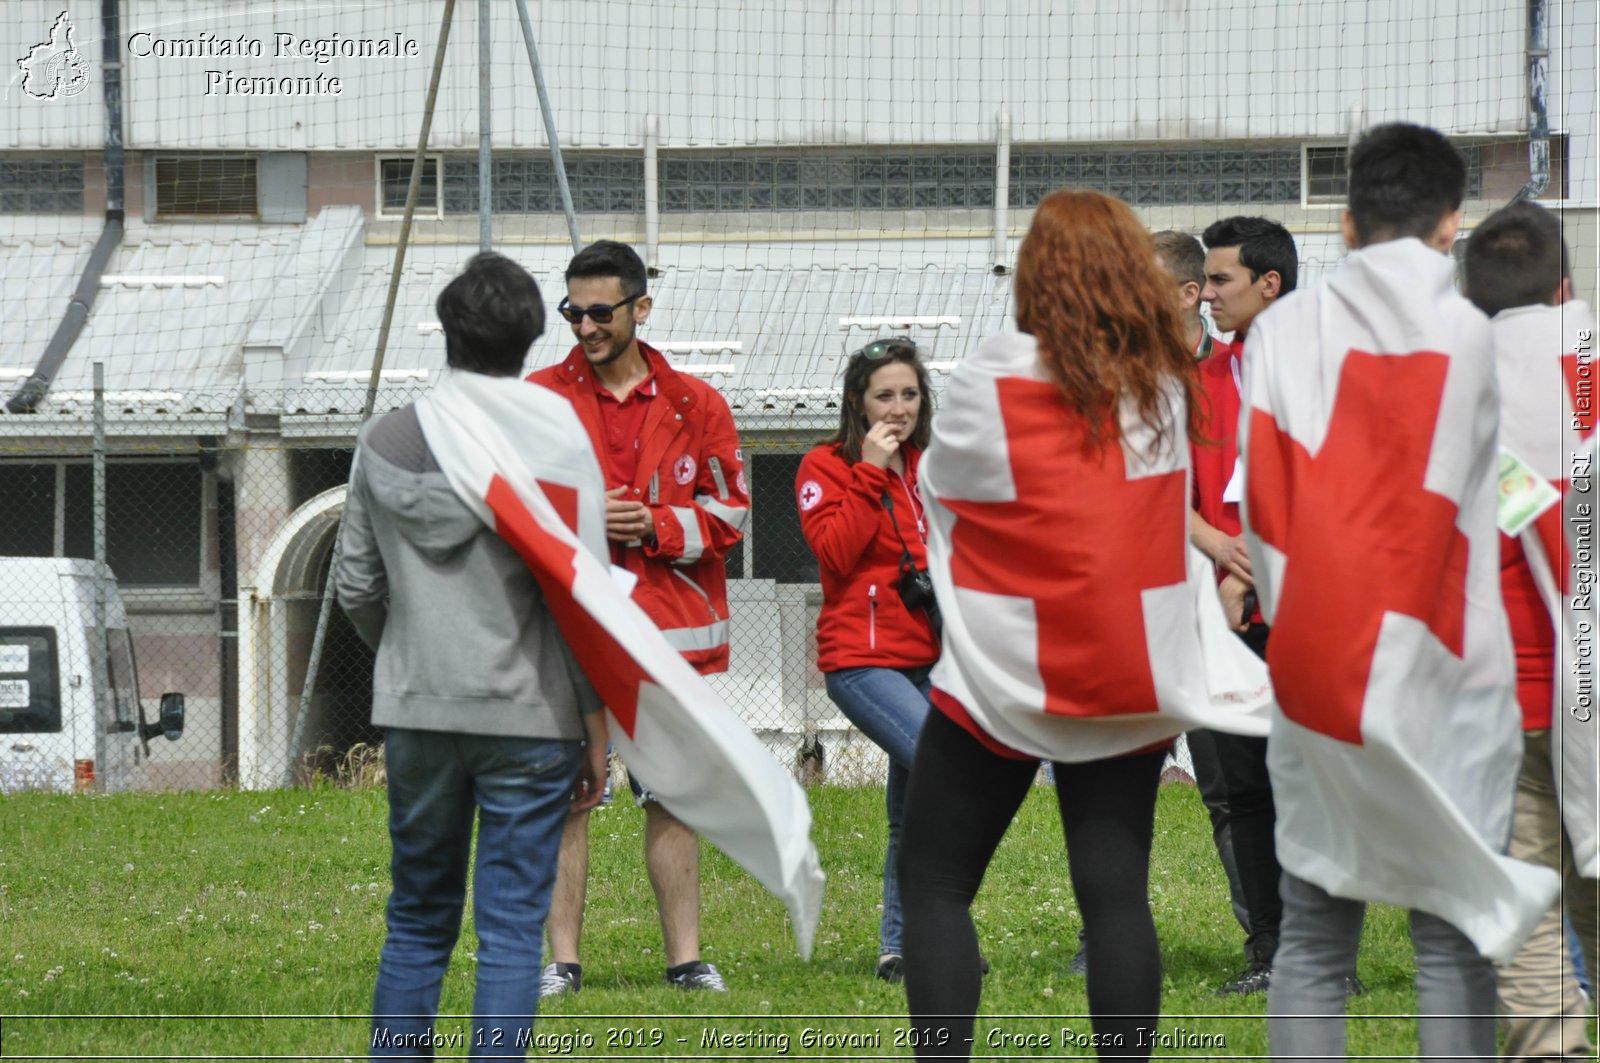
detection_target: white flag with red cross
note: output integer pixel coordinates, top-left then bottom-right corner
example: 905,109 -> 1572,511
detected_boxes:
920,330 -> 1272,764
1493,299 -> 1599,879
1239,237 -> 1559,963
413,369 -> 824,958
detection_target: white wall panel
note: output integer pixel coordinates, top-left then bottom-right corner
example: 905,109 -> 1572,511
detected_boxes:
0,0 -> 1536,152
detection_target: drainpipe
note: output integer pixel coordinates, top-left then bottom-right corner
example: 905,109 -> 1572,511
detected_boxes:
644,114 -> 660,275
993,105 -> 1010,275
6,0 -> 125,413
1515,0 -> 1550,201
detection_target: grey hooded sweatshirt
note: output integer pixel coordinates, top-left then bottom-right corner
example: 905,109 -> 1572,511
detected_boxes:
335,404 -> 600,739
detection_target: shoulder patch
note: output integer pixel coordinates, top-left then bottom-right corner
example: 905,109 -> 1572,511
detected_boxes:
673,454 -> 697,485
798,479 -> 824,511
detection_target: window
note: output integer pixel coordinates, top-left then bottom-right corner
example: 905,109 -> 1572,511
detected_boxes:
154,156 -> 258,217
0,461 -> 204,588
377,156 -> 440,217
748,452 -> 816,584
0,628 -> 61,734
0,157 -> 84,213
104,627 -> 138,728
1304,142 -> 1486,206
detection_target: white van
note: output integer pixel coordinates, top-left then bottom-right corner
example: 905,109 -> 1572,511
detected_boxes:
0,558 -> 184,793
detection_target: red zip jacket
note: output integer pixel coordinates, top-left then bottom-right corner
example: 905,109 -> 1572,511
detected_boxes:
529,342 -> 749,675
796,442 -> 939,672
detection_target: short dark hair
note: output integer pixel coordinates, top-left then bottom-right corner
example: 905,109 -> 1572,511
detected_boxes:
828,339 -> 934,463
565,239 -> 648,298
1347,122 -> 1467,245
435,252 -> 545,376
1462,200 -> 1571,318
1202,216 -> 1298,295
1152,230 -> 1205,288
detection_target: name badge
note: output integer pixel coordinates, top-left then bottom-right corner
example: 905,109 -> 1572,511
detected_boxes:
1497,448 -> 1560,537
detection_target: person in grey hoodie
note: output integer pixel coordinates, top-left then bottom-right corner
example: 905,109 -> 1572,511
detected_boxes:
337,251 -> 608,1059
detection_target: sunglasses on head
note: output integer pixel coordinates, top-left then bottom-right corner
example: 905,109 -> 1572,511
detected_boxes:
852,339 -> 919,361
558,292 -> 642,325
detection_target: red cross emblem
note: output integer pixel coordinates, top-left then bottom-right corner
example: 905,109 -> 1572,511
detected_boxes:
940,377 -> 1187,717
798,480 -> 823,511
673,454 -> 697,485
1247,350 -> 1469,745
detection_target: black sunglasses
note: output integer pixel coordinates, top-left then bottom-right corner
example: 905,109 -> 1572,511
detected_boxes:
852,339 -> 919,361
558,293 -> 642,325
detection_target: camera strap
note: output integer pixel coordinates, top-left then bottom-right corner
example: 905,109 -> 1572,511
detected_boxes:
880,489 -> 919,577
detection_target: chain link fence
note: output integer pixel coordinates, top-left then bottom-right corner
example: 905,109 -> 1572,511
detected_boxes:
0,372 -> 930,791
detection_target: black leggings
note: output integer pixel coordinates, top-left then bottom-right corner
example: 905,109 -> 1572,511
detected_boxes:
898,709 -> 1166,1060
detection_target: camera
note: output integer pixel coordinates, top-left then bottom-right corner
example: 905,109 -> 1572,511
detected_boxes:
898,563 -> 943,639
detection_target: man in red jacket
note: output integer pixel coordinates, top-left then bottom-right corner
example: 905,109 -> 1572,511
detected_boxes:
527,240 -> 749,995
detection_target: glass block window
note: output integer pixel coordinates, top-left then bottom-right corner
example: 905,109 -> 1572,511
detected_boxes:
1008,148 -> 1302,208
377,156 -> 439,216
155,156 -> 257,217
0,157 -> 84,213
661,150 -> 995,213
437,155 -> 643,215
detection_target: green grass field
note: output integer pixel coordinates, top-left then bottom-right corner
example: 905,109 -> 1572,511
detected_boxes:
1,782 -> 1457,1058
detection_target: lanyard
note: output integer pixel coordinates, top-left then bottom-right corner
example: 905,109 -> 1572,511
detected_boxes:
894,467 -> 925,539
1230,352 -> 1242,400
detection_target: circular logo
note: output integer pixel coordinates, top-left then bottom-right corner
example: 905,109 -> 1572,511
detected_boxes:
735,468 -> 748,497
672,454 -> 697,485
46,50 -> 91,98
799,480 -> 824,511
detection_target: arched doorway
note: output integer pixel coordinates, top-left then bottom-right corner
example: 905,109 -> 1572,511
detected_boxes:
236,486 -> 376,789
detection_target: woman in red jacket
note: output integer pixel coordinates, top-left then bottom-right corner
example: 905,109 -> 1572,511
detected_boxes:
796,338 -> 939,982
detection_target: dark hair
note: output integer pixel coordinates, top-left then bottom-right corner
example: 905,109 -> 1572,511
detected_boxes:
565,239 -> 648,298
1016,190 -> 1200,454
435,252 -> 545,375
1462,200 -> 1571,318
1202,216 -> 1298,295
1152,230 -> 1205,289
828,339 -> 934,464
1347,122 -> 1467,245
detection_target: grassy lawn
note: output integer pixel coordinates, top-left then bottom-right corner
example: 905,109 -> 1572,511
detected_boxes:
2,781 -> 1442,1058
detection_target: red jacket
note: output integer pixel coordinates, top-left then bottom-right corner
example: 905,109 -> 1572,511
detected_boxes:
796,443 -> 939,672
1191,336 -> 1243,538
529,343 -> 749,674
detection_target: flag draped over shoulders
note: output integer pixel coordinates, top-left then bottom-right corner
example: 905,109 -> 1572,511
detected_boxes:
920,330 -> 1271,763
412,369 -> 824,958
1239,237 -> 1559,963
1494,300 -> 1599,878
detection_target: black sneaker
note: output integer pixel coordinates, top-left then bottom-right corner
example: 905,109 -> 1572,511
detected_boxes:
876,955 -> 904,983
1217,962 -> 1272,997
539,962 -> 581,998
665,961 -> 728,991
1067,928 -> 1088,976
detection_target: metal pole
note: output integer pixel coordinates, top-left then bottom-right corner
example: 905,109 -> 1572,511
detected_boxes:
92,362 -> 108,771
478,0 -> 493,250
514,0 -> 582,253
1516,0 -> 1551,201
286,0 -> 457,787
366,0 -> 458,421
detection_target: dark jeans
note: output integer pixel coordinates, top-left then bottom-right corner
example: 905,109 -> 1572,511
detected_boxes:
824,664 -> 933,956
372,728 -> 581,1059
1188,621 -> 1282,966
899,709 -> 1166,1060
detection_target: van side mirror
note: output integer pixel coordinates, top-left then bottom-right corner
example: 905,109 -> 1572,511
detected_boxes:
141,693 -> 185,742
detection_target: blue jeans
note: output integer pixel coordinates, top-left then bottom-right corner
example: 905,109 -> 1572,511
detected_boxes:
824,665 -> 933,957
372,728 -> 581,1060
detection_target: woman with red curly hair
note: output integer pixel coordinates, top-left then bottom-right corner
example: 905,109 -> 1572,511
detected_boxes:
897,189 -> 1220,1060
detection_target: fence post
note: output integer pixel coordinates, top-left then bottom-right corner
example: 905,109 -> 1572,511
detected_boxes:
91,362 -> 108,769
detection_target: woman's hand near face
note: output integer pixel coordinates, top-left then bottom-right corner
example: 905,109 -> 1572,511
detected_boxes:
861,419 -> 902,469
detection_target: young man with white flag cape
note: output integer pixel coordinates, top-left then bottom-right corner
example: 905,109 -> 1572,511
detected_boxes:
1237,124 -> 1562,1062
1463,199 -> 1598,1063
340,253 -> 822,1059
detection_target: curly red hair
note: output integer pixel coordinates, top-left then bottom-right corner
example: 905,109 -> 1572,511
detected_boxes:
1015,189 -> 1201,454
